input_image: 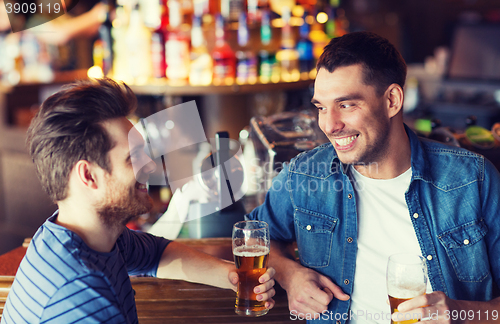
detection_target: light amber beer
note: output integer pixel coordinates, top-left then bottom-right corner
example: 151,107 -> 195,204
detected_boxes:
234,245 -> 270,316
389,294 -> 425,324
386,254 -> 427,324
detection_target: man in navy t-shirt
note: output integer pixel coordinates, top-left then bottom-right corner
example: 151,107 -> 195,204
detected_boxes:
1,78 -> 276,323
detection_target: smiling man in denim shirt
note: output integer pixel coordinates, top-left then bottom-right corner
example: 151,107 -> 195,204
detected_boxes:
247,32 -> 500,323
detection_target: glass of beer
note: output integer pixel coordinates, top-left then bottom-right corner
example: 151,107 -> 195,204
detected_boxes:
232,220 -> 270,316
387,254 -> 427,324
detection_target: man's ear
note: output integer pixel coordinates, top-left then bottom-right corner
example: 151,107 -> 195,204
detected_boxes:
74,160 -> 99,190
386,84 -> 404,119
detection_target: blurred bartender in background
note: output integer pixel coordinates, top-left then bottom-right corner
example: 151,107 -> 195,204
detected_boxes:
23,0 -> 107,45
1,78 -> 276,323
247,31 -> 500,323
0,0 -> 105,40
1,0 -> 107,82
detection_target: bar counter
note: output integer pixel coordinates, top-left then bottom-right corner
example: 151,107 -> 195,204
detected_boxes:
0,238 -> 301,323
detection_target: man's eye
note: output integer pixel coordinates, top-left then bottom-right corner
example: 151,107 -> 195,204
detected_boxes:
340,103 -> 353,109
315,106 -> 326,111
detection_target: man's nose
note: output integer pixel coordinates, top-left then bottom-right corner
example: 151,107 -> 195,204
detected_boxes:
321,109 -> 345,134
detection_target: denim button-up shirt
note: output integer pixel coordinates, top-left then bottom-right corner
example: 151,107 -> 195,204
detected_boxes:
247,125 -> 500,323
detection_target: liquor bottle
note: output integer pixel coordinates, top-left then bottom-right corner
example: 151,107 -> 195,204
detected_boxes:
236,12 -> 257,84
247,0 -> 258,24
139,0 -> 161,28
325,5 -> 336,38
165,0 -> 190,83
111,0 -> 131,82
275,6 -> 300,82
212,14 -> 236,85
97,0 -> 113,76
258,9 -> 275,84
126,3 -> 153,84
93,38 -> 105,75
221,0 -> 245,23
260,8 -> 272,46
189,15 -> 213,85
296,12 -> 314,79
309,12 -> 329,65
151,0 -> 168,79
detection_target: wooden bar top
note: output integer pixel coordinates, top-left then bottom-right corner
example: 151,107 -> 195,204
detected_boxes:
0,238 -> 300,323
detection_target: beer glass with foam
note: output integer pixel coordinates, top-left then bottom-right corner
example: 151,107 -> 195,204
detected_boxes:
387,254 -> 428,324
232,220 -> 270,316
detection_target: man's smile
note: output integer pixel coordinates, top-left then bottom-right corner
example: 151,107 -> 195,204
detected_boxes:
135,182 -> 148,193
334,134 -> 359,149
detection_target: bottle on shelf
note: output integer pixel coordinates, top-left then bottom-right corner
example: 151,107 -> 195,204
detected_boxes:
151,0 -> 168,79
309,9 -> 329,69
247,0 -> 258,25
325,4 -> 336,38
111,0 -> 131,82
97,0 -> 113,76
20,32 -> 53,82
166,0 -> 190,83
332,7 -> 349,37
221,0 -> 245,23
189,15 -> 213,85
297,11 -> 314,79
236,12 -> 257,84
92,38 -> 105,76
126,3 -> 153,84
275,6 -> 300,82
212,14 -> 236,85
323,1 -> 348,39
0,33 -> 22,85
257,9 -> 276,84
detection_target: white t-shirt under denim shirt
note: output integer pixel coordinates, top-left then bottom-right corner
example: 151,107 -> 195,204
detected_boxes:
348,166 -> 432,324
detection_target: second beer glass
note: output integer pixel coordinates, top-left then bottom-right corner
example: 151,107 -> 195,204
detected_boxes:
387,253 -> 428,324
232,220 -> 270,316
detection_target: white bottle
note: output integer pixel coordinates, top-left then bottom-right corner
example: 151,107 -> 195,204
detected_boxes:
126,3 -> 153,84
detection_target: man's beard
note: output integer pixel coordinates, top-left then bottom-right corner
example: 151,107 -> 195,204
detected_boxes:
96,177 -> 153,230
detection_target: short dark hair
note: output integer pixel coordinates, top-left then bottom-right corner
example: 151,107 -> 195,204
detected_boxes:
26,78 -> 137,202
316,32 -> 407,96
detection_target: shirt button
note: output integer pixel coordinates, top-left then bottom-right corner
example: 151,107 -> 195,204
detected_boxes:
427,255 -> 433,261
463,239 -> 470,245
347,237 -> 353,243
344,279 -> 349,285
413,213 -> 419,219
348,194 -> 353,199
306,225 -> 312,231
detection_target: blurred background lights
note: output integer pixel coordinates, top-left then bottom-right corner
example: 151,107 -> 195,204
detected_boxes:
292,5 -> 304,17
87,66 -> 104,79
146,122 -> 160,140
165,120 -> 175,130
316,12 -> 329,24
239,128 -> 249,140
